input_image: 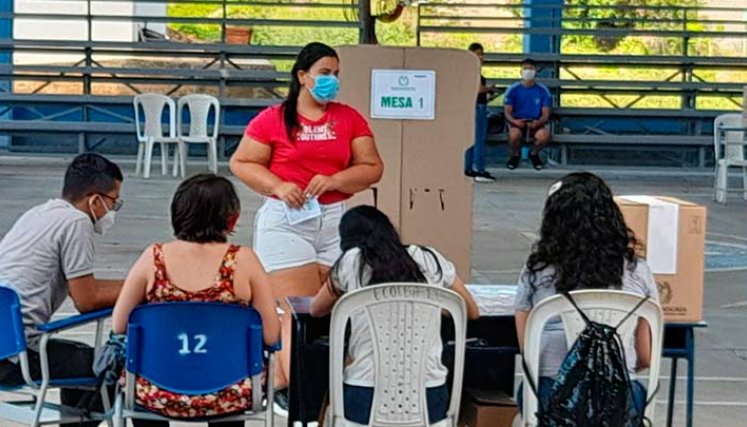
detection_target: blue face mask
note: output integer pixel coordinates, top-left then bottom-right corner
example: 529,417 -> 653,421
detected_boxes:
308,74 -> 339,104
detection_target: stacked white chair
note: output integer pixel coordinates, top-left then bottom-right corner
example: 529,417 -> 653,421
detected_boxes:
713,113 -> 747,204
176,94 -> 221,177
133,93 -> 179,179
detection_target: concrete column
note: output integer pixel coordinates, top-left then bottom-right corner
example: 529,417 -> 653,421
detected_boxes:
0,0 -> 11,149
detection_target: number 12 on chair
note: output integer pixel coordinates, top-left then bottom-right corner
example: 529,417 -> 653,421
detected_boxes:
178,333 -> 208,355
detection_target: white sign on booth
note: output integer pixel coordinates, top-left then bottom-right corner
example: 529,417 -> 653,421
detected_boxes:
370,70 -> 436,120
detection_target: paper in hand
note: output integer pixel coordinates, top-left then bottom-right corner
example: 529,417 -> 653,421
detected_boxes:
284,197 -> 322,225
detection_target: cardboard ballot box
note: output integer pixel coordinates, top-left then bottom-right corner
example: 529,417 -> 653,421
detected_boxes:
615,196 -> 707,322
459,389 -> 518,427
336,45 -> 479,280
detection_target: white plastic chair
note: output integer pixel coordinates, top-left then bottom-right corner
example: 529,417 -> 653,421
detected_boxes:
176,94 -> 220,177
521,290 -> 663,427
327,283 -> 468,427
133,93 -> 179,179
713,113 -> 747,204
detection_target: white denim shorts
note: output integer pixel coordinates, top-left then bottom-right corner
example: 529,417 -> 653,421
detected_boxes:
253,197 -> 345,272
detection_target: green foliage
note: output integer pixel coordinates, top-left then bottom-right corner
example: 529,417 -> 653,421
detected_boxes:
168,0 -> 743,110
169,2 -> 360,44
375,8 -> 417,46
507,0 -> 703,53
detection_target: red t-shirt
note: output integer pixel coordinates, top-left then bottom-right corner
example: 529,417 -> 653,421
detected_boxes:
244,102 -> 373,205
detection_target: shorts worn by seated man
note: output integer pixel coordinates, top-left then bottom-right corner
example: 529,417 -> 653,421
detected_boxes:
509,122 -> 549,141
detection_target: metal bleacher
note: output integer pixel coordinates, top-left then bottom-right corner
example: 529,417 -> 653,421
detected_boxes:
0,0 -> 360,155
416,2 -> 747,167
1,0 -> 746,167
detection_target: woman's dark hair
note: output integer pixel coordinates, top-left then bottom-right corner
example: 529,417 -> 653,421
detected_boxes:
526,172 -> 639,292
468,42 -> 484,52
283,42 -> 339,141
332,206 -> 442,287
63,153 -> 123,202
171,173 -> 240,244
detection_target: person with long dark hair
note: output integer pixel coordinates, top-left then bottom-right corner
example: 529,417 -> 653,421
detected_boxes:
310,206 -> 479,425
513,172 -> 658,415
112,173 -> 280,426
229,42 -> 383,406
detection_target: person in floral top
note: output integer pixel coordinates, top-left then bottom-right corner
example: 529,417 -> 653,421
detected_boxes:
112,173 -> 280,426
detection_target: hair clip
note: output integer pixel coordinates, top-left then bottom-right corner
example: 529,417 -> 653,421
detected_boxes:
548,181 -> 563,196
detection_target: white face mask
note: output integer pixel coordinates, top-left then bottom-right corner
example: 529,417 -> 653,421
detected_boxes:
522,69 -> 536,81
90,196 -> 116,235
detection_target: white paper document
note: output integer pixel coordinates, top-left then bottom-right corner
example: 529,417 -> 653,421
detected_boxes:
284,198 -> 322,225
465,284 -> 517,316
619,196 -> 679,275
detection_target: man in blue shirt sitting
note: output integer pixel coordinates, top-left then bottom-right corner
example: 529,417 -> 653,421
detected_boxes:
503,58 -> 552,170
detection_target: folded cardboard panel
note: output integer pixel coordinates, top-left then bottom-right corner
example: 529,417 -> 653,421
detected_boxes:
459,389 -> 518,427
345,188 -> 376,210
399,47 -> 477,278
616,196 -> 707,322
336,45 -> 477,279
337,45 -> 405,229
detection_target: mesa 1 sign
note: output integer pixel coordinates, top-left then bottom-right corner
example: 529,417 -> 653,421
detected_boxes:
370,70 -> 436,120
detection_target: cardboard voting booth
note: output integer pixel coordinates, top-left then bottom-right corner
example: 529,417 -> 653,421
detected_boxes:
616,196 -> 707,322
336,46 -> 479,279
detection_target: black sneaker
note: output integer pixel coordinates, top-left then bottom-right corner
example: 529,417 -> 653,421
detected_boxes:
273,389 -> 289,417
529,153 -> 544,170
473,171 -> 496,183
465,170 -> 477,178
506,156 -> 520,170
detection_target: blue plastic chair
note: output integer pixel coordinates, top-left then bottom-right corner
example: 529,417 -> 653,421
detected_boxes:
113,301 -> 278,427
0,285 -> 113,426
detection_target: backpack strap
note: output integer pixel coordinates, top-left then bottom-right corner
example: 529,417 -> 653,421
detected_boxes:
563,292 -> 651,330
562,292 -> 591,325
520,353 -> 550,422
614,295 -> 651,330
521,354 -> 541,399
631,379 -> 660,427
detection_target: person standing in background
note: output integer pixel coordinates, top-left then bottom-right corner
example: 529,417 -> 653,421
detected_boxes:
464,42 -> 498,183
229,42 -> 384,416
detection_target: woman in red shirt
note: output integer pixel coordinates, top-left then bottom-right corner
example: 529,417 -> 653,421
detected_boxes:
229,42 -> 383,399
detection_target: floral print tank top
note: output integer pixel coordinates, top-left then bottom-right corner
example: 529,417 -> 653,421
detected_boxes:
134,243 -> 254,418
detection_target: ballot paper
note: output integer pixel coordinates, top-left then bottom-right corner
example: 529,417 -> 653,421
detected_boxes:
618,195 -> 680,275
284,197 -> 322,225
465,285 -> 517,316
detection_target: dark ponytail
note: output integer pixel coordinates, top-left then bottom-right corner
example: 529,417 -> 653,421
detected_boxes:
332,206 -> 443,287
283,42 -> 339,141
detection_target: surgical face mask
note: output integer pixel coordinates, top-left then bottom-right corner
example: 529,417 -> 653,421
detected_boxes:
522,69 -> 536,81
90,196 -> 116,235
308,74 -> 340,104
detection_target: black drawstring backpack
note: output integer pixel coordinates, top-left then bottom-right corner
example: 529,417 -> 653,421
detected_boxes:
523,292 -> 657,427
